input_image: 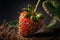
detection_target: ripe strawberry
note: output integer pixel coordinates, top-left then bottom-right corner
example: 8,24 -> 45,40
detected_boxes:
18,5 -> 44,37
19,11 -> 28,23
19,18 -> 39,36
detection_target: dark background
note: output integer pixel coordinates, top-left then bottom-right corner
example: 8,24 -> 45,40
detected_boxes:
0,0 -> 60,25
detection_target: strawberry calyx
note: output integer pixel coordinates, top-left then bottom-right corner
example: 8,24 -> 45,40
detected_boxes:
22,4 -> 43,23
36,13 -> 43,23
24,13 -> 31,18
22,4 -> 34,14
36,13 -> 43,19
30,15 -> 36,23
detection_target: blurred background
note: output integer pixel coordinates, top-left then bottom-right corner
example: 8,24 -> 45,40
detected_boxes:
0,0 -> 60,39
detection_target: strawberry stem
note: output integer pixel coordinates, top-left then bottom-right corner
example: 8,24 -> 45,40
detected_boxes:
34,0 -> 41,13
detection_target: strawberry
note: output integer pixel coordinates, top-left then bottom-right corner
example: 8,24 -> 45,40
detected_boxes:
19,18 -> 39,36
19,11 -> 28,23
18,5 -> 44,37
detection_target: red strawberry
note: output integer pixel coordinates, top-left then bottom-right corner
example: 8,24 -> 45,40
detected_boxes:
19,11 -> 28,22
18,5 -> 44,37
19,18 -> 39,36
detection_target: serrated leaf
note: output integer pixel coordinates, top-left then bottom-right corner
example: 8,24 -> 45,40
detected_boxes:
45,1 -> 55,12
50,0 -> 60,19
24,13 -> 31,18
44,1 -> 60,19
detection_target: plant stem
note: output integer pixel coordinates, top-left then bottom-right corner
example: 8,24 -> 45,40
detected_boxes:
34,0 -> 41,13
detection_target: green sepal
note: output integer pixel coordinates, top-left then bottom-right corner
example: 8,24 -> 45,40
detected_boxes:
22,4 -> 34,13
36,18 -> 40,23
24,13 -> 31,18
36,13 -> 42,23
36,13 -> 43,19
30,15 -> 36,23
22,8 -> 30,13
27,4 -> 33,10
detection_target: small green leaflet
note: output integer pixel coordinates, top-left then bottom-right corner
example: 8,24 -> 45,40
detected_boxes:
8,20 -> 18,28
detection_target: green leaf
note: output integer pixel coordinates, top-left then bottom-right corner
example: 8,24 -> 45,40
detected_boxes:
8,20 -> 18,28
22,4 -> 34,13
45,19 -> 57,29
54,4 -> 60,19
50,0 -> 59,8
24,13 -> 31,18
49,0 -> 60,19
47,19 -> 56,28
45,1 -> 56,12
44,1 -> 60,19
